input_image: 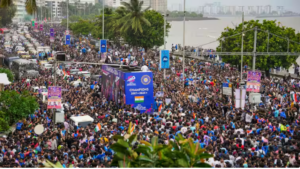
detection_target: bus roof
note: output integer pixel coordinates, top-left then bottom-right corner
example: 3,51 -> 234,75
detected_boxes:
70,115 -> 94,123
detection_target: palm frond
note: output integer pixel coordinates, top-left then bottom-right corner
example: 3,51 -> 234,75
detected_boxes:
25,0 -> 37,15
0,0 -> 13,8
140,17 -> 151,26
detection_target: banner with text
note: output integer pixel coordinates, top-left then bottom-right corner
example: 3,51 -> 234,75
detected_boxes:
50,28 -> 54,42
65,35 -> 71,45
160,50 -> 170,69
100,39 -> 107,53
124,72 -> 154,113
222,83 -> 232,96
246,71 -> 261,92
47,86 -> 62,109
40,24 -> 43,31
34,23 -> 38,32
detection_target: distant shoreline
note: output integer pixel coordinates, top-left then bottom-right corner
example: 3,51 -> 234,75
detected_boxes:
256,15 -> 300,18
167,17 -> 219,21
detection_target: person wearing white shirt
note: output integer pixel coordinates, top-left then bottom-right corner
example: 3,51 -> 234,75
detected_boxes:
141,65 -> 149,72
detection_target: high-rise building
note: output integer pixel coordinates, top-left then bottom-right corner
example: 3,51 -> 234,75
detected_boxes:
45,0 -> 63,19
44,0 -> 94,19
36,0 -> 46,7
12,0 -> 27,22
150,0 -> 167,12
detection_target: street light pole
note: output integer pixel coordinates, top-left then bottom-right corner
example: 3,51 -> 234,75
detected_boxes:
267,30 -> 270,53
51,1 -> 53,25
240,11 -> 244,110
102,0 -> 105,39
182,0 -> 185,88
163,2 -> 166,80
41,5 -> 43,22
253,26 -> 257,71
67,0 -> 69,31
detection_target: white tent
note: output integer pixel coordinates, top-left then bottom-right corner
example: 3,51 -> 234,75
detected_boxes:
0,73 -> 11,85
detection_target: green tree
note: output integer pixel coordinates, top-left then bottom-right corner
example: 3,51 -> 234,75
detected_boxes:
0,68 -> 14,82
168,11 -> 203,18
111,134 -> 212,168
105,6 -> 127,46
0,90 -> 39,125
24,0 -> 37,15
110,122 -> 139,167
92,7 -> 114,39
118,0 -> 151,33
110,123 -> 212,168
122,10 -> 170,51
216,19 -> 300,76
167,134 -> 212,167
0,111 -> 9,132
0,0 -> 36,15
40,160 -> 74,168
70,19 -> 94,36
0,5 -> 16,27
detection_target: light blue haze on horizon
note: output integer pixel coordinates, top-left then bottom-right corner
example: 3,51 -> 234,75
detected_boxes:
167,0 -> 300,13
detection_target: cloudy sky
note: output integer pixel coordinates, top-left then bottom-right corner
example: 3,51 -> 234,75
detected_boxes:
167,0 -> 300,12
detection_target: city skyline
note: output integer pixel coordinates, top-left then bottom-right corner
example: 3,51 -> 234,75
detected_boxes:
167,0 -> 300,13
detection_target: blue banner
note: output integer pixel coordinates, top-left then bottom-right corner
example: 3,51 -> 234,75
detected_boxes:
160,50 -> 170,69
65,35 -> 70,45
50,28 -> 54,37
223,83 -> 229,87
100,39 -> 107,53
124,72 -> 154,113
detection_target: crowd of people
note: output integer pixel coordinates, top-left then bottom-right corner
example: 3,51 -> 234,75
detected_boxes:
0,23 -> 300,168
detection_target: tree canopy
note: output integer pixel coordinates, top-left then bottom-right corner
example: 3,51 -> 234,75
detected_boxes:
168,10 -> 203,18
70,19 -> 94,36
0,90 -> 39,126
122,10 -> 171,51
118,0 -> 151,33
216,19 -> 300,75
0,5 -> 16,27
65,1 -> 171,50
0,0 -> 36,15
110,122 -> 212,168
0,68 -> 14,82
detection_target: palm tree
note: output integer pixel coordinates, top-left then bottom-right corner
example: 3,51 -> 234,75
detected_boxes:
107,6 -> 127,46
118,0 -> 151,33
0,0 -> 13,7
25,0 -> 37,15
0,0 -> 37,15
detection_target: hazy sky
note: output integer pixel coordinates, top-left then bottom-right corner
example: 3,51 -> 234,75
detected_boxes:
168,0 -> 300,12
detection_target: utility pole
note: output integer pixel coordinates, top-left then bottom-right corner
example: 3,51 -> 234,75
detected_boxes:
182,0 -> 185,88
240,11 -> 244,110
253,26 -> 257,70
102,0 -> 105,39
41,5 -> 43,22
287,38 -> 289,52
67,0 -> 69,31
51,1 -> 53,26
163,0 -> 167,80
267,30 -> 269,53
